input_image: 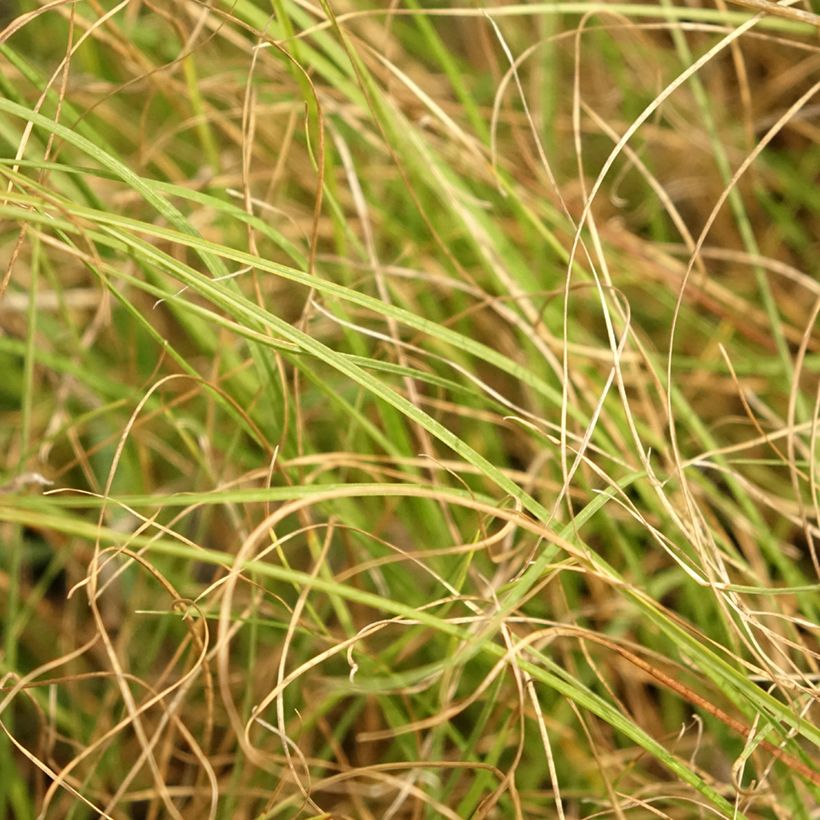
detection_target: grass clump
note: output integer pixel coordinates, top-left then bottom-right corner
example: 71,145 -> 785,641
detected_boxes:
1,1 -> 818,817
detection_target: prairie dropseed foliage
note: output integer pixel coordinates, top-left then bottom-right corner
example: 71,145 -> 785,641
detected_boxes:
0,1 -> 818,817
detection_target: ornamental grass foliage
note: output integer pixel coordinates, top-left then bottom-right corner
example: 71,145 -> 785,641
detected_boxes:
0,1 -> 818,818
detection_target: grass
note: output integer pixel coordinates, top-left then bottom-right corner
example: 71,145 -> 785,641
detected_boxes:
1,0 -> 819,817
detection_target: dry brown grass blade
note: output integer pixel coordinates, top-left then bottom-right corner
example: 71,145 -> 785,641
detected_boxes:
566,630 -> 820,787
722,0 -> 820,27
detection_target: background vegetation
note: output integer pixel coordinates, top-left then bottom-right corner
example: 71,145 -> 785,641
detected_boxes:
1,0 -> 818,817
